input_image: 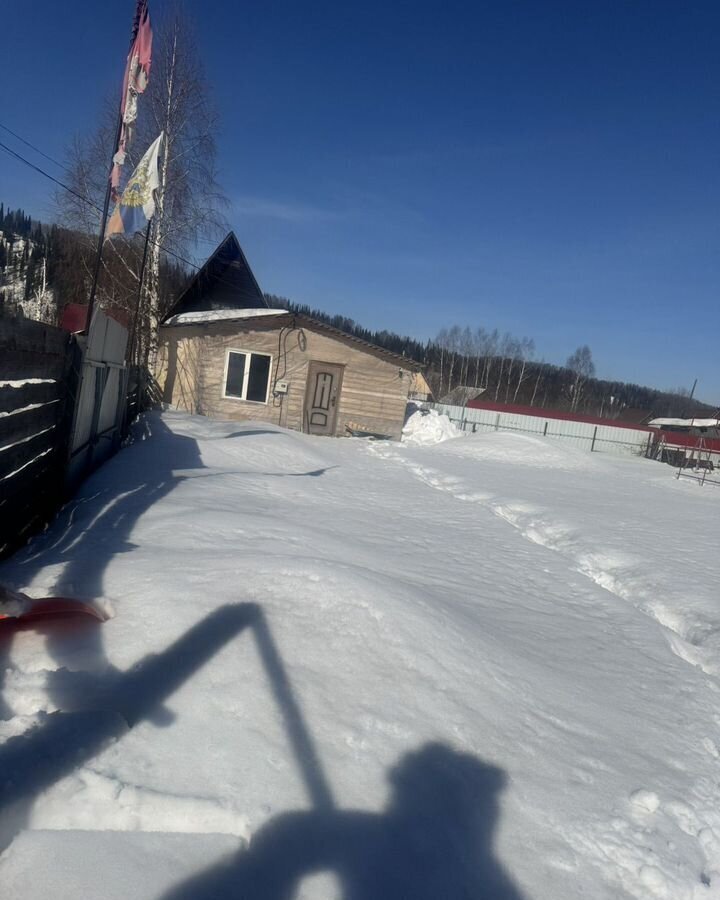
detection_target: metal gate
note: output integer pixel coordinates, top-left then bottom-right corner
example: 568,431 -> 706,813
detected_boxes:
67,310 -> 129,488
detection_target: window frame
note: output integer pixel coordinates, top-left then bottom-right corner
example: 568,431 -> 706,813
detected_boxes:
222,348 -> 273,405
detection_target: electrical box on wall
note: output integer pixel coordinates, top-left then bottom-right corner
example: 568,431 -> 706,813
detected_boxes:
274,380 -> 289,395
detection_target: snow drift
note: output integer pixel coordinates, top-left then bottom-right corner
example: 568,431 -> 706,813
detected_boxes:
402,408 -> 460,445
1,412 -> 718,900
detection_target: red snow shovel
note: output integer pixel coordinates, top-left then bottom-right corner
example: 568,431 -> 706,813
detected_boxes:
0,587 -> 109,626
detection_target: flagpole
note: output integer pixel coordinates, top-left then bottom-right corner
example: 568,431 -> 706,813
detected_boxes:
128,220 -> 152,367
85,0 -> 147,335
120,219 -> 152,440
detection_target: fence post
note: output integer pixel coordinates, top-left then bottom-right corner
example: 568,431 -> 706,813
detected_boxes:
495,413 -> 500,431
591,426 -> 598,452
543,421 -> 548,437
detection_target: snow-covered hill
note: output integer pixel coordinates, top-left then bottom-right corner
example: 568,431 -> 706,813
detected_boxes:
0,413 -> 718,899
0,229 -> 57,323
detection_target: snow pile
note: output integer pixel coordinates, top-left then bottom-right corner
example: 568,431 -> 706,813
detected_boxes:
1,412 -> 719,900
402,408 -> 461,445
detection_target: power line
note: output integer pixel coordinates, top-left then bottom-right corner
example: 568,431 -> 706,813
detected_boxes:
0,137 -> 218,280
0,122 -> 66,170
0,125 -> 281,312
0,140 -> 103,215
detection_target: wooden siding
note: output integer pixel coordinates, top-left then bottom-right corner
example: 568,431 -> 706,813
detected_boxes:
0,317 -> 75,557
157,321 -> 413,439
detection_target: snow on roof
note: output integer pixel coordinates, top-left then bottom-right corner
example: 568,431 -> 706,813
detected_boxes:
648,417 -> 720,428
164,308 -> 287,326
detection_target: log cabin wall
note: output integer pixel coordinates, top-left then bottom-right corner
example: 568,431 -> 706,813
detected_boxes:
156,318 -> 415,440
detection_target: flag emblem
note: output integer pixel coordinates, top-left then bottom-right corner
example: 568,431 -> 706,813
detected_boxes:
107,132 -> 164,237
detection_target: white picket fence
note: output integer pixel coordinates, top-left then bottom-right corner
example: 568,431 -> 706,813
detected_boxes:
427,403 -> 653,458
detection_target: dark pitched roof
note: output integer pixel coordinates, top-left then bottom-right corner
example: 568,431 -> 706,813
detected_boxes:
164,232 -> 268,319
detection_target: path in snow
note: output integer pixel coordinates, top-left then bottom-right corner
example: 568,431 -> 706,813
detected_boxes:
0,414 -> 718,899
373,432 -> 720,676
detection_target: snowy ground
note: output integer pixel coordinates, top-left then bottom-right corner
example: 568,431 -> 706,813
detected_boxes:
0,411 -> 718,899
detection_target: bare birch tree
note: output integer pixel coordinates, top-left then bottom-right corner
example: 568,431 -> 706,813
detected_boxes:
459,326 -> 474,386
140,7 -> 227,362
473,327 -> 486,389
566,345 -> 595,411
57,4 -> 226,364
482,329 -> 498,390
512,337 -> 535,403
436,328 -> 449,396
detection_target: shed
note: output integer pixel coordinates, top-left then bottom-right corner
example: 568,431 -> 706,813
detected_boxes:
156,235 -> 422,440
438,385 -> 483,406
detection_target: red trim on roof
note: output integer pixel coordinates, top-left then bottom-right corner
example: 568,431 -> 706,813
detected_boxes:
465,399 -> 653,432
651,431 -> 720,453
464,399 -> 720,452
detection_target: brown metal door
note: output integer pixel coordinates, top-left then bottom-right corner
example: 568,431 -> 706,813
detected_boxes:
304,362 -> 344,435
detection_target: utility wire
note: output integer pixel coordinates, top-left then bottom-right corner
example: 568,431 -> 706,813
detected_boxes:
0,122 -> 66,170
0,140 -> 103,214
0,137 -> 220,280
0,125 -> 294,315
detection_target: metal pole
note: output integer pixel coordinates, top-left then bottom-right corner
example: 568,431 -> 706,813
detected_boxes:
127,220 -> 152,367
85,0 -> 146,334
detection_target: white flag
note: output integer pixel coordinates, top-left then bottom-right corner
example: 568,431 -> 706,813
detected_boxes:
107,132 -> 164,237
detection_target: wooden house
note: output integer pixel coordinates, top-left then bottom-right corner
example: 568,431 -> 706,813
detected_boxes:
156,234 -> 422,440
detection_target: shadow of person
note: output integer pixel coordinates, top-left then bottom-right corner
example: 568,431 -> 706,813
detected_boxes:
161,743 -> 525,900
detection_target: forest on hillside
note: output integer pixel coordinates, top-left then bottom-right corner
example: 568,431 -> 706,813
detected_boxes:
0,203 -> 187,330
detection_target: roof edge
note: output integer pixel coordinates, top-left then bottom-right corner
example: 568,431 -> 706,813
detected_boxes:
161,310 -> 423,371
163,231 -> 267,321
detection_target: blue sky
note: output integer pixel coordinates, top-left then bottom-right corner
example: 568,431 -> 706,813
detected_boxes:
2,1 -> 719,402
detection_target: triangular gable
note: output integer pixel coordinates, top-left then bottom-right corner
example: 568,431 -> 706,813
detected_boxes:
164,232 -> 268,320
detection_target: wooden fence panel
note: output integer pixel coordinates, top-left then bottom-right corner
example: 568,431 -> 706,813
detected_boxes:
0,316 -> 69,355
0,381 -> 63,414
0,403 -> 62,446
0,316 -> 76,558
1,313 -> 131,559
0,350 -> 67,380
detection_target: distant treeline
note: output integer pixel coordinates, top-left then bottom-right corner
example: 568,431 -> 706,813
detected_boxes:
0,200 -> 713,421
266,295 -> 716,420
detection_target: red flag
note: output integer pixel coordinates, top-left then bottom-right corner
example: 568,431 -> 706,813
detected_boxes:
111,2 -> 153,198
